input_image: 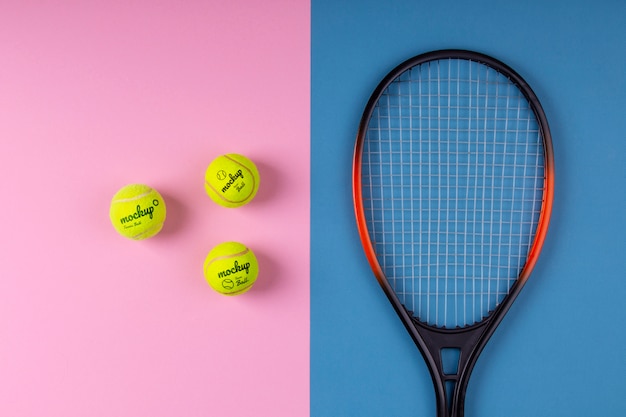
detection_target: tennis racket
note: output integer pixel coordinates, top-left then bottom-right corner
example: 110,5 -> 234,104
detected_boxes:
353,50 -> 554,417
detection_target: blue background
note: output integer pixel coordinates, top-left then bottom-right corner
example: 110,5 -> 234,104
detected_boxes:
311,1 -> 626,416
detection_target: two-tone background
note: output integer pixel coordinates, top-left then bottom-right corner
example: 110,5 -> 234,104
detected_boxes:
2,1 -> 624,416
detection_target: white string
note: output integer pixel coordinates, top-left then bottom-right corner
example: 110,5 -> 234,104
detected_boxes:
362,58 -> 545,328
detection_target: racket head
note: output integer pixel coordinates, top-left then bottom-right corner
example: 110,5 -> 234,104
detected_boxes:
353,50 -> 554,331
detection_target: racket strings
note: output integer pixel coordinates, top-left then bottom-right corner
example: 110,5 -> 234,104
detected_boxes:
362,59 -> 545,328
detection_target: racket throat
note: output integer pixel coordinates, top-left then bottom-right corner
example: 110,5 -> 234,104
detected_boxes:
412,320 -> 489,417
436,356 -> 467,417
440,347 -> 461,415
441,370 -> 465,417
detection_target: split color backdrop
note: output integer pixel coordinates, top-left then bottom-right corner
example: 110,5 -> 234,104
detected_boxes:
1,1 -> 625,417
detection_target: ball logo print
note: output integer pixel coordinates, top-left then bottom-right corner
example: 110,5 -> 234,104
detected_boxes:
215,260 -> 252,290
219,170 -> 244,194
117,199 -> 160,227
205,154 -> 260,208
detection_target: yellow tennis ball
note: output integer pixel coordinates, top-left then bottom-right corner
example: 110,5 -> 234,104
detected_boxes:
109,184 -> 166,240
204,153 -> 260,208
204,241 -> 259,295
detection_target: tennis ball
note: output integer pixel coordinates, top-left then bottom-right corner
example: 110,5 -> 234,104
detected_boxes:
204,241 -> 259,296
109,184 -> 166,240
204,153 -> 260,208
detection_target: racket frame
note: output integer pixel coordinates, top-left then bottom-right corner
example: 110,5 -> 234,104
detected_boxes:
353,49 -> 554,417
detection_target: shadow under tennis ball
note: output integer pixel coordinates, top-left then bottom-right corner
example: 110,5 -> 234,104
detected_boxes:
250,159 -> 281,205
249,248 -> 279,293
157,190 -> 188,237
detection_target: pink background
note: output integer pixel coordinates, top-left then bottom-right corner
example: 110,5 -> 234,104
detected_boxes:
0,1 -> 310,416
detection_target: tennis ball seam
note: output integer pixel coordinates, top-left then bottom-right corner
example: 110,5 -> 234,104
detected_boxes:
221,287 -> 251,296
111,190 -> 155,203
203,248 -> 250,268
129,222 -> 163,240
